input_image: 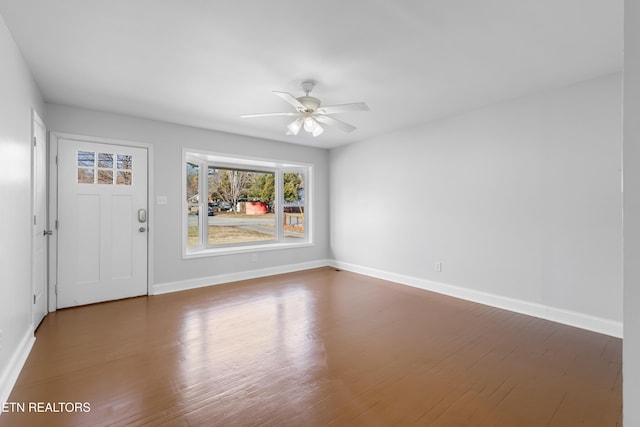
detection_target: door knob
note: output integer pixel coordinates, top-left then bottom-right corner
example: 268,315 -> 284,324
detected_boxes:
139,227 -> 146,232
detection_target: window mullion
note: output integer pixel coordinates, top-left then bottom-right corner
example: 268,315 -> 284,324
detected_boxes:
276,170 -> 283,242
200,160 -> 207,248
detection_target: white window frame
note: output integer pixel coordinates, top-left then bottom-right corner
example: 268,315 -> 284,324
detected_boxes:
182,149 -> 313,258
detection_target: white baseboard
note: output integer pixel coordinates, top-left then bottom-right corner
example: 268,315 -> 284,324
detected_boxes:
151,259 -> 332,295
151,257 -> 622,338
0,329 -> 35,407
330,260 -> 623,338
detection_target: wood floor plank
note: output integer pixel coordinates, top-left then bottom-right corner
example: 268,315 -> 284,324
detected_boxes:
0,268 -> 621,426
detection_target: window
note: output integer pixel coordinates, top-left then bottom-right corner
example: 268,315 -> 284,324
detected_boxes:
183,150 -> 312,257
77,150 -> 132,185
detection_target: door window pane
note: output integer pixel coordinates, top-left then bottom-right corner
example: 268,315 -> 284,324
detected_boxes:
117,171 -> 132,185
78,168 -> 95,184
117,154 -> 132,170
97,169 -> 113,184
78,151 -> 94,167
98,153 -> 114,168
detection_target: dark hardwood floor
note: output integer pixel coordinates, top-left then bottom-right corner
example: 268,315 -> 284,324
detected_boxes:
1,267 -> 622,426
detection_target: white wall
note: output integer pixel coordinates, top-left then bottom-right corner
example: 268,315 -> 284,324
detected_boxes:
0,16 -> 45,402
44,104 -> 331,291
624,0 -> 640,423
331,73 -> 622,333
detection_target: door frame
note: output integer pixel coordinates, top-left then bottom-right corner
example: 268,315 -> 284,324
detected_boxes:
49,132 -> 154,312
31,109 -> 48,328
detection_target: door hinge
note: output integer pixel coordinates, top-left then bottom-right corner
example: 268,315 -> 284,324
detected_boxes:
34,216 -> 37,226
55,285 -> 58,295
55,219 -> 59,229
33,294 -> 36,304
33,136 -> 37,147
55,155 -> 58,165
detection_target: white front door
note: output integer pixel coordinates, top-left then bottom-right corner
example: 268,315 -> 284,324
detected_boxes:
31,111 -> 48,327
57,139 -> 148,308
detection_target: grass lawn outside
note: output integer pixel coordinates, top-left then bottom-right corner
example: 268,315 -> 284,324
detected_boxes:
187,212 -> 303,246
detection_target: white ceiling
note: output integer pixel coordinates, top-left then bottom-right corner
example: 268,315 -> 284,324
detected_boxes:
0,0 -> 623,148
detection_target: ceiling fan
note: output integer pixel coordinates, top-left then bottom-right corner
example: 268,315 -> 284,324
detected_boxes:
241,81 -> 369,137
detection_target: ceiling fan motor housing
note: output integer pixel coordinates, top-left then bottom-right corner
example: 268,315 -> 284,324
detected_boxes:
297,96 -> 321,112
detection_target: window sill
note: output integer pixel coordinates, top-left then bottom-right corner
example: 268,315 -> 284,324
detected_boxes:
184,241 -> 313,259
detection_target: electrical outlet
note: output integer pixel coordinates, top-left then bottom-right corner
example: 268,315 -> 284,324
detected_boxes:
251,253 -> 258,263
157,196 -> 168,205
434,262 -> 442,272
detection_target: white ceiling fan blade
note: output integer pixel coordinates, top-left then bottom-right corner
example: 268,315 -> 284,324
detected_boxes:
315,115 -> 357,133
241,112 -> 299,118
273,91 -> 307,112
287,117 -> 304,135
315,102 -> 369,115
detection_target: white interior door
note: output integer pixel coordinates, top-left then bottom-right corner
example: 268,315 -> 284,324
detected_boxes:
57,139 -> 148,308
31,111 -> 48,327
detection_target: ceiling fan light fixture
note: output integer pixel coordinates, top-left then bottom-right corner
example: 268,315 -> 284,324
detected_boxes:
312,123 -> 324,137
287,118 -> 303,135
303,116 -> 317,132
